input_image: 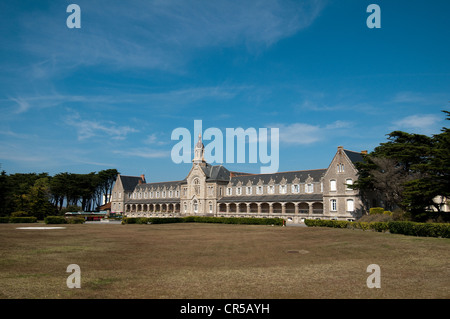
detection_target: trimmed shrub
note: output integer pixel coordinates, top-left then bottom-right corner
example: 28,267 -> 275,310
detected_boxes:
11,211 -> 29,217
388,221 -> 450,238
9,216 -> 37,223
122,216 -> 284,226
44,216 -> 67,224
0,217 -> 9,223
358,213 -> 393,223
305,219 -> 449,238
67,217 -> 85,224
370,222 -> 390,232
304,219 -> 352,229
369,207 -> 385,215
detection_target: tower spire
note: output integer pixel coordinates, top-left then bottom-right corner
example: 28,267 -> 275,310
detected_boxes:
193,133 -> 206,165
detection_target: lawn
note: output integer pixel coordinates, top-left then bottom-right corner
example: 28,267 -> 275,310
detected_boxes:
0,223 -> 449,299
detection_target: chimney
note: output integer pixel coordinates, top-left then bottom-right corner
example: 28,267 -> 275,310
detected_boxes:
361,150 -> 368,155
140,174 -> 145,183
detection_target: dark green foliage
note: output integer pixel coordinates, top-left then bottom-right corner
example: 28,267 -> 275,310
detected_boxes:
0,169 -> 119,218
8,216 -> 37,223
388,221 -> 450,238
353,111 -> 450,220
304,219 -> 449,238
0,217 -> 10,223
67,217 -> 85,224
122,216 -> 284,226
369,207 -> 385,215
44,216 -> 67,224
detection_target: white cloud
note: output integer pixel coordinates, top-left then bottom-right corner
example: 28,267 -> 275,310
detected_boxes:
273,120 -> 352,145
65,112 -> 138,141
113,148 -> 170,159
392,114 -> 442,135
9,97 -> 30,114
17,0 -> 326,73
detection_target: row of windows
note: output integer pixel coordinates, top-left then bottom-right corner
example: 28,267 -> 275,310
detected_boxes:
183,200 -> 214,214
330,179 -> 353,191
130,190 -> 180,199
123,178 -> 353,200
330,198 -> 354,212
226,183 -> 318,196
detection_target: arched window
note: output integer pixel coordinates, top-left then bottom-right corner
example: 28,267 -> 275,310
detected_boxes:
193,178 -> 200,195
193,199 -> 198,213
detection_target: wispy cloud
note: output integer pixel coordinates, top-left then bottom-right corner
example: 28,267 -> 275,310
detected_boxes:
9,97 -> 30,114
392,114 -> 443,135
389,91 -> 449,106
113,148 -> 170,159
65,112 -> 138,141
273,120 -> 352,145
16,0 -> 326,75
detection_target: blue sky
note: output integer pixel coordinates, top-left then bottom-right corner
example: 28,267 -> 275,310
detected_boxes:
0,0 -> 449,182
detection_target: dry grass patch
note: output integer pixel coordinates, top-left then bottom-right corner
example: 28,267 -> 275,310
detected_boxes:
0,223 -> 449,299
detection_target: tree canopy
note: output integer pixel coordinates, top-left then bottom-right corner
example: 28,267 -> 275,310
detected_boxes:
354,110 -> 449,221
0,169 -> 118,218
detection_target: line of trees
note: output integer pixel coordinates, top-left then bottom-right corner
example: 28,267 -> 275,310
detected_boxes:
0,169 -> 118,219
353,110 -> 449,222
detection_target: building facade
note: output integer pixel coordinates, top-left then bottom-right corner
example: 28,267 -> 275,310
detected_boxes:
111,135 -> 367,223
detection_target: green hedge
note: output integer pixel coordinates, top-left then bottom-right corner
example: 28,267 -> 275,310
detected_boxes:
44,216 -> 67,224
8,216 -> 37,223
388,221 -> 450,238
122,216 -> 284,226
304,219 -> 449,238
0,217 -> 10,223
67,217 -> 85,224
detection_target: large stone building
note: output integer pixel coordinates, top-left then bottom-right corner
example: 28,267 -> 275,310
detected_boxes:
110,134 -> 367,223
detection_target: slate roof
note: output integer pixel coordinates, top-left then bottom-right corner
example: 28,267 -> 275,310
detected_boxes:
201,163 -> 232,182
344,150 -> 365,164
135,180 -> 182,190
119,175 -> 146,191
227,169 -> 327,186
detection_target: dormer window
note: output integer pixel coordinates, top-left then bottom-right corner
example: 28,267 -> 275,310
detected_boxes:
257,186 -> 263,195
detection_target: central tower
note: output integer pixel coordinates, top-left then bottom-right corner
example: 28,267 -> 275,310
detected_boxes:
193,133 -> 206,166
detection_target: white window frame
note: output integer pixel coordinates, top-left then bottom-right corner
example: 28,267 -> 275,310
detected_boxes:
330,180 -> 337,192
346,179 -> 353,191
246,186 -> 252,195
331,199 -> 337,211
257,186 -> 263,195
347,199 -> 354,212
306,183 -> 314,193
193,200 -> 198,213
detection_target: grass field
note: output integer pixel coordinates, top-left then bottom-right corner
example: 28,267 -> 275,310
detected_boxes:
0,223 -> 449,299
